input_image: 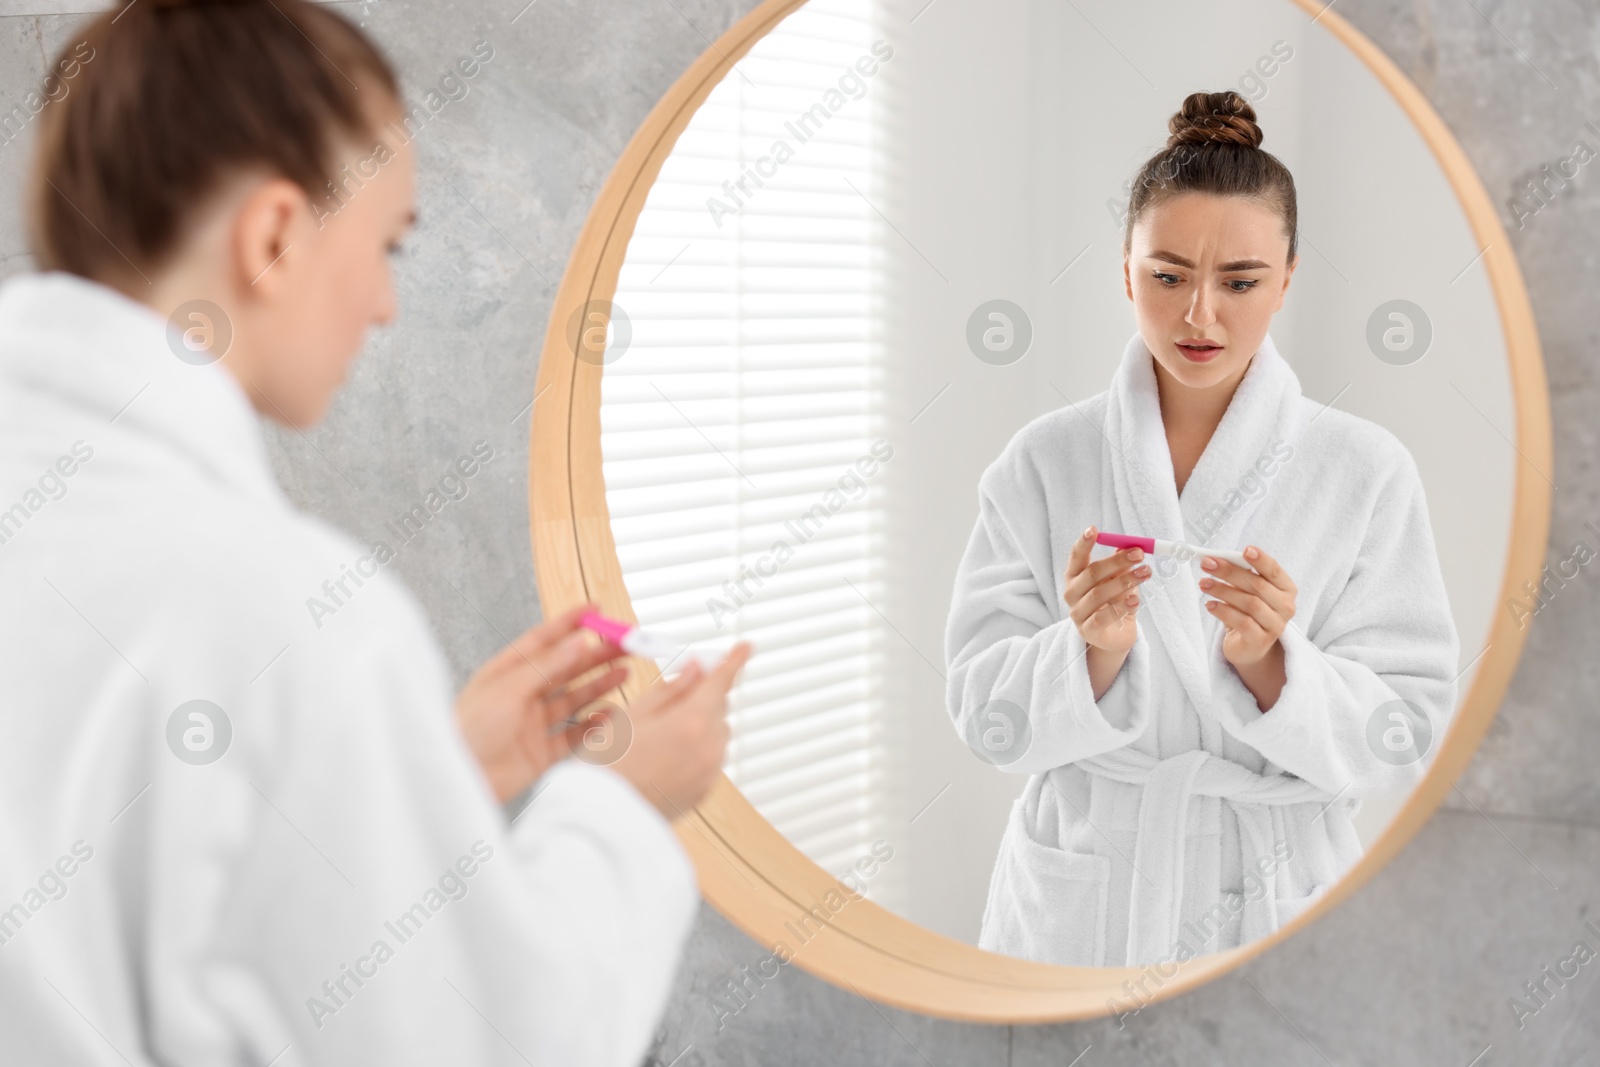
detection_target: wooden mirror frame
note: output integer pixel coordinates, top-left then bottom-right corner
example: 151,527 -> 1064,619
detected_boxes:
528,0 -> 1550,1022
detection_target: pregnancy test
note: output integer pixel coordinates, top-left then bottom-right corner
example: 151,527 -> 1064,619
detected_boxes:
1094,531 -> 1255,571
579,611 -> 724,671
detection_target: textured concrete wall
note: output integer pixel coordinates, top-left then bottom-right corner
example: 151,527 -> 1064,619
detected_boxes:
1,1 -> 1596,1063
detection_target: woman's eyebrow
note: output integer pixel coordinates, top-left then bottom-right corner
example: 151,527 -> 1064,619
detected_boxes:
1146,249 -> 1271,271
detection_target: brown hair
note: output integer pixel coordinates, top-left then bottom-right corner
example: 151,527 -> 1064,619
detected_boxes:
25,0 -> 401,285
1122,90 -> 1298,264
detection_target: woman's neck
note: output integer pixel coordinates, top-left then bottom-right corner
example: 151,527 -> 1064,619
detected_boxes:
1155,356 -> 1251,496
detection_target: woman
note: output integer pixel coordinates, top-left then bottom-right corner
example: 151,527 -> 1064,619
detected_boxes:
944,91 -> 1459,970
0,1 -> 749,1063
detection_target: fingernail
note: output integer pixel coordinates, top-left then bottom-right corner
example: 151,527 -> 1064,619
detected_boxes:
1245,546 -> 1258,559
1203,557 -> 1217,569
1083,526 -> 1094,539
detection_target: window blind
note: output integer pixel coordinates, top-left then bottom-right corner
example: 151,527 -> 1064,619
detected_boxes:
600,0 -> 894,893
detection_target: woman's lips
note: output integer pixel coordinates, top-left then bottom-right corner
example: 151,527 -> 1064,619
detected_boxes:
1176,342 -> 1223,363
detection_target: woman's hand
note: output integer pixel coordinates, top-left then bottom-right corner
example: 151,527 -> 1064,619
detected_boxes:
1064,525 -> 1150,654
454,602 -> 630,804
1200,545 -> 1297,671
610,642 -> 753,820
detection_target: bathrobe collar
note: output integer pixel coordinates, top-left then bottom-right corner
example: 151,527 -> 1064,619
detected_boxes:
0,270 -> 286,508
1102,330 -> 1306,719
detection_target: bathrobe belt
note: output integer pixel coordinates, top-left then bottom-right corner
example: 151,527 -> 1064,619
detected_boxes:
1073,746 -> 1335,965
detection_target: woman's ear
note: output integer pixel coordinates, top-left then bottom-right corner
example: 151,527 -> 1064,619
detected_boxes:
231,176 -> 310,298
1275,252 -> 1298,311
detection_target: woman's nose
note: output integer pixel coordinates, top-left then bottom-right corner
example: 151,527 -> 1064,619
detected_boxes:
1186,287 -> 1216,328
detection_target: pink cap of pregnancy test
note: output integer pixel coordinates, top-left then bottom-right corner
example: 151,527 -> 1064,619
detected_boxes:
579,610 -> 635,644
1095,531 -> 1155,552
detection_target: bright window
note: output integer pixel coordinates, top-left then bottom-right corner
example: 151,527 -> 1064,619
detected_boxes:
601,0 -> 895,900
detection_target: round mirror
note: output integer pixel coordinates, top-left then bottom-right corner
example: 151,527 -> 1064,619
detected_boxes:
531,0 -> 1548,1019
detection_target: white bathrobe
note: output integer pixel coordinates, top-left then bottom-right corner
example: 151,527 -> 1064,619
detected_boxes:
0,272 -> 696,1065
945,331 -> 1459,969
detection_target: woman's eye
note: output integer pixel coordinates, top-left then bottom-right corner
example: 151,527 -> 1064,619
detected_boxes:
1153,271 -> 1180,286
1228,279 -> 1258,292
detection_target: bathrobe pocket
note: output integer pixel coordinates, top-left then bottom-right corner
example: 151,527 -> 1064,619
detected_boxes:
1271,881 -> 1330,929
979,797 -> 1111,967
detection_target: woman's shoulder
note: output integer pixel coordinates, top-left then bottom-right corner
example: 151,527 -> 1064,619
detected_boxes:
1291,398 -> 1420,487
979,390 -> 1113,489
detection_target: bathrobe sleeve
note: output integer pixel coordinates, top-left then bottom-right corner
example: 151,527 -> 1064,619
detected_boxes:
144,575 -> 698,1067
1206,445 -> 1460,797
945,449 -> 1152,776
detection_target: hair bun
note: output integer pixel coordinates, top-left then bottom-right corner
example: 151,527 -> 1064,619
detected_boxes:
134,0 -> 256,10
1167,90 -> 1263,149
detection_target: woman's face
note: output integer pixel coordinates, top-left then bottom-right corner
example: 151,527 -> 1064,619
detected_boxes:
245,104 -> 417,426
1123,191 -> 1297,394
